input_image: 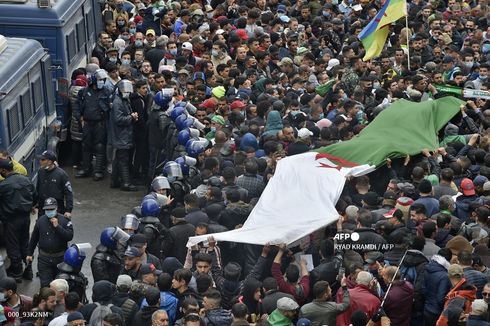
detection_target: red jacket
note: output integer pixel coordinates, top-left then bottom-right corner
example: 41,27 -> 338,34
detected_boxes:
336,284 -> 381,326
271,262 -> 310,306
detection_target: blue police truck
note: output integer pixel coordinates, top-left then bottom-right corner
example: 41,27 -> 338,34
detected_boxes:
0,35 -> 58,177
0,0 -> 103,140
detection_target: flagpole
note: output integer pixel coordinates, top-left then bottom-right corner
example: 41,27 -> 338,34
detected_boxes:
405,6 -> 411,71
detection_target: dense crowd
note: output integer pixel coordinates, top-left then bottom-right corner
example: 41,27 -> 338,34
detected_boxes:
2,0 -> 490,325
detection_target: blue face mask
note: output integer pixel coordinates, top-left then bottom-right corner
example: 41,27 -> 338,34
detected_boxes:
323,11 -> 331,18
97,80 -> 105,89
121,59 -> 130,65
318,113 -> 324,119
483,44 -> 490,54
46,210 -> 57,218
135,40 -> 143,47
129,28 -> 136,34
170,49 -> 178,56
210,127 -> 217,133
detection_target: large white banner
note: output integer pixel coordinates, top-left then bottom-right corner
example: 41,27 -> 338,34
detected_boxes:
187,152 -> 374,247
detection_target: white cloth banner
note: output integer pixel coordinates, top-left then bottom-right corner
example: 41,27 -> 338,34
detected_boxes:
187,152 -> 374,247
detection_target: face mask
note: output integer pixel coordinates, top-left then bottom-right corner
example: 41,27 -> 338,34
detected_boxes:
109,57 -> 117,63
465,61 -> 474,68
45,210 -> 57,218
129,28 -> 136,34
135,59 -> 143,64
318,113 -> 324,119
117,21 -> 125,27
121,59 -> 130,65
44,164 -> 52,171
212,50 -> 219,57
135,40 -> 143,47
207,12 -> 214,19
137,23 -> 143,28
170,49 -> 178,56
483,44 -> 490,54
210,127 -> 217,133
373,81 -> 380,89
122,92 -> 131,99
322,11 -> 331,18
97,80 -> 105,89
0,292 -> 5,303
480,75 -> 488,81
121,35 -> 130,41
341,94 -> 348,100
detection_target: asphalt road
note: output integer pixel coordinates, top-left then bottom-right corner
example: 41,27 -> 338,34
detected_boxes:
16,165 -> 146,299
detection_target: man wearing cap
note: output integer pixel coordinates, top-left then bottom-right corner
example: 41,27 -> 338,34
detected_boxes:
140,263 -> 162,286
437,264 -> 477,325
129,234 -> 162,270
181,42 -> 197,66
36,150 -> 73,218
27,197 -> 74,287
66,311 -> 85,326
0,158 -> 36,280
455,178 -> 484,221
205,115 -> 225,141
268,297 -> 299,326
122,246 -> 144,280
442,55 -> 462,82
0,277 -> 33,323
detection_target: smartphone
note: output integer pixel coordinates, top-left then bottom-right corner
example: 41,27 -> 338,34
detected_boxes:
337,267 -> 345,282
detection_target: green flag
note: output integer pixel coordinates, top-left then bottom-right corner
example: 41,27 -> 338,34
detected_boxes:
318,96 -> 464,167
315,80 -> 336,97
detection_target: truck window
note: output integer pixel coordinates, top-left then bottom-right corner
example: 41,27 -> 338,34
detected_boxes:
7,101 -> 21,142
66,29 -> 77,63
21,89 -> 33,126
32,77 -> 43,112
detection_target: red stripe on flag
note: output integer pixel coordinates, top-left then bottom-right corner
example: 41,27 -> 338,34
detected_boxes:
315,153 -> 360,167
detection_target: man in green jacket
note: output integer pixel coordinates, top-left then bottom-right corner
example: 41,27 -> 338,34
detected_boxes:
267,297 -> 299,326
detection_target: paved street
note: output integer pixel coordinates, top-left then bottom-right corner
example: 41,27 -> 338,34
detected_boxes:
16,165 -> 146,298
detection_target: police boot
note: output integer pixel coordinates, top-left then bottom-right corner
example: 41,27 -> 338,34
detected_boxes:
120,162 -> 137,192
93,145 -> 105,181
76,151 -> 93,178
22,261 -> 33,280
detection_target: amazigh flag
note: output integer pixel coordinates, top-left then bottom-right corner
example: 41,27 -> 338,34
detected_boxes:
322,96 -> 465,167
187,97 -> 463,247
359,0 -> 407,61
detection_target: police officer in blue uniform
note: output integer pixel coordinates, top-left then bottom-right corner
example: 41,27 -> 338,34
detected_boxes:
26,198 -> 74,287
56,244 -> 89,304
36,150 -> 73,218
74,69 -> 112,181
91,227 -> 128,284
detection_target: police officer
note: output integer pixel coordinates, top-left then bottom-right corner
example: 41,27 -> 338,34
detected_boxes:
147,176 -> 174,227
36,150 -> 74,218
0,159 -> 36,281
147,91 -> 173,183
121,214 -> 140,235
74,69 -> 112,181
26,198 -> 74,287
163,161 -> 190,206
110,79 -> 139,191
138,198 -> 168,260
56,244 -> 89,304
91,227 -> 128,284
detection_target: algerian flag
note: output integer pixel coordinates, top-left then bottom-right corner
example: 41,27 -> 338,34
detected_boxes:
187,96 -> 464,247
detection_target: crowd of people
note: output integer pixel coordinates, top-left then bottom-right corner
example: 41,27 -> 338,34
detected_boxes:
3,0 -> 490,325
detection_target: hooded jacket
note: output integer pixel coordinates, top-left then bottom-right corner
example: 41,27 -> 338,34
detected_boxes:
219,201 -> 251,230
423,255 -> 452,316
131,306 -> 159,326
401,249 -> 429,312
455,195 -> 483,222
239,133 -> 259,151
436,279 -> 477,326
79,281 -> 125,323
262,111 -> 284,138
267,309 -> 294,326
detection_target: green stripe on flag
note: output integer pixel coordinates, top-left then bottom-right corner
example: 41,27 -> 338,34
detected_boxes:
316,96 -> 465,167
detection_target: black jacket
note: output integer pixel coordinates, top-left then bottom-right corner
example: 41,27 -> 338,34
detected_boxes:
74,86 -> 111,122
129,93 -> 150,141
0,173 -> 35,219
112,293 -> 139,326
219,202 -> 250,230
79,281 -> 125,324
131,306 -> 159,326
310,257 -> 342,291
110,94 -> 134,150
36,167 -> 73,213
28,213 -> 73,255
165,221 -> 195,264
262,290 -> 295,315
203,308 -> 233,326
90,244 -> 123,284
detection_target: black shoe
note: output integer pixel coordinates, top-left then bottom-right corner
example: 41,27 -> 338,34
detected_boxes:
75,170 -> 91,178
121,184 -> 138,192
110,181 -> 121,188
22,263 -> 33,280
93,173 -> 104,181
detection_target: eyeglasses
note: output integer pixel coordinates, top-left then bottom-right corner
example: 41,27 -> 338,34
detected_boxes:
483,292 -> 490,296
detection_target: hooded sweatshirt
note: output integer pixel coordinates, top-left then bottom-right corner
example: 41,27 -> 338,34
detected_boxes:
262,111 -> 284,138
267,309 -> 294,326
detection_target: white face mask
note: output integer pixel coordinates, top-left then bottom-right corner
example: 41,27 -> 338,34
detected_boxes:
97,80 -> 105,89
122,92 -> 131,99
121,59 -> 130,65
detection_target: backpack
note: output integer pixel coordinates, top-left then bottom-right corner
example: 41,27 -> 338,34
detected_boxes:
89,302 -> 114,326
399,265 -> 418,285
